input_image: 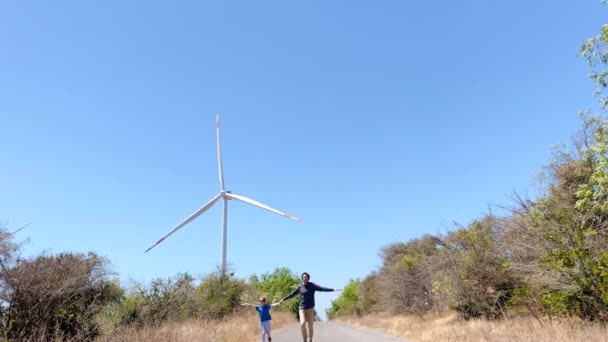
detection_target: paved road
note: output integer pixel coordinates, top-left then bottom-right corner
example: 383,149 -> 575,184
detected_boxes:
271,322 -> 411,342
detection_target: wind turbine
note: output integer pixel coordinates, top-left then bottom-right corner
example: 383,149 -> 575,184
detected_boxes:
145,114 -> 302,275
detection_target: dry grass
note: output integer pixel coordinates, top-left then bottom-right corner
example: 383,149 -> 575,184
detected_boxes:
97,311 -> 294,342
336,312 -> 608,342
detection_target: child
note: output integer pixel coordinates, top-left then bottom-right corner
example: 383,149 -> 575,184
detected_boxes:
241,297 -> 279,342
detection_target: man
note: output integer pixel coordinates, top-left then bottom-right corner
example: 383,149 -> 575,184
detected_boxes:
276,272 -> 341,342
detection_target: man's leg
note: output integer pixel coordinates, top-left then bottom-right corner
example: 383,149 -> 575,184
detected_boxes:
305,309 -> 315,341
299,309 -> 308,341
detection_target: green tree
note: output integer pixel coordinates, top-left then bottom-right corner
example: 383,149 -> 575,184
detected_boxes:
326,279 -> 361,319
375,235 -> 444,315
252,267 -> 300,314
358,272 -> 379,314
437,216 -> 517,320
507,3 -> 608,320
197,271 -> 246,319
0,252 -> 121,341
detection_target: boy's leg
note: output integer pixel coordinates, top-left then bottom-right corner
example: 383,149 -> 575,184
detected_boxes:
261,321 -> 271,342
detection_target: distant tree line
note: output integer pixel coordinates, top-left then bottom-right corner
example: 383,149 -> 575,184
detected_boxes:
328,11 -> 608,322
0,228 -> 301,342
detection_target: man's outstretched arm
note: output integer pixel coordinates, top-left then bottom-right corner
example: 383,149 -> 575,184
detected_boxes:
278,286 -> 300,304
314,284 -> 341,292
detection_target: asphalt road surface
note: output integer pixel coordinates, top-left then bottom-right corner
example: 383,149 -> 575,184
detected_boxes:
270,322 -> 411,342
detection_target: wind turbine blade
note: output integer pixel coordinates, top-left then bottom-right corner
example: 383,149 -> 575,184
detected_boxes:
225,193 -> 303,222
216,113 -> 225,191
145,194 -> 222,253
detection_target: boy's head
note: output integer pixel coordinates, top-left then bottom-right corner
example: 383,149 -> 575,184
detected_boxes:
301,272 -> 310,283
259,297 -> 266,304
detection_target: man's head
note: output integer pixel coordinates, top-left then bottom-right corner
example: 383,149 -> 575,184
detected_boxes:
259,297 -> 266,304
301,272 -> 310,283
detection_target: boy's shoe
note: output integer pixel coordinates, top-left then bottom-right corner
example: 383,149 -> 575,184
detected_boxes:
267,338 -> 271,342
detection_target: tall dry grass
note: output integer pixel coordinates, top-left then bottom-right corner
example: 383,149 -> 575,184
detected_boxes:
337,312 -> 608,342
97,311 -> 295,342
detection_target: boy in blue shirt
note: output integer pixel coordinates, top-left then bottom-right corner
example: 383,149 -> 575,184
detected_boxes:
241,297 -> 279,342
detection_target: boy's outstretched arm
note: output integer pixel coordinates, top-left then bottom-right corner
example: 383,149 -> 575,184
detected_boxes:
240,303 -> 254,306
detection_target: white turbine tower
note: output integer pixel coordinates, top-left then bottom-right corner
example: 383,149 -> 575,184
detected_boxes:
145,114 -> 302,275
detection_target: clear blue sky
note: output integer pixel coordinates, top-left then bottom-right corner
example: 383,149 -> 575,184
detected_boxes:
1,1 -> 606,318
